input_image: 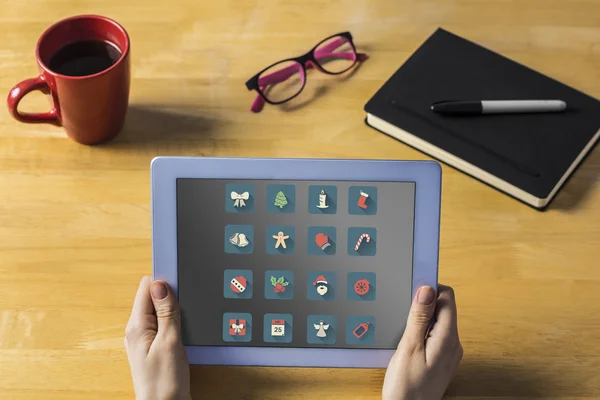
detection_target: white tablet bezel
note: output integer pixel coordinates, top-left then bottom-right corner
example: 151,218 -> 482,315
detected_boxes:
151,156 -> 441,368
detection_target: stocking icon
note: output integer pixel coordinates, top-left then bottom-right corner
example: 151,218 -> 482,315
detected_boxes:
357,190 -> 369,209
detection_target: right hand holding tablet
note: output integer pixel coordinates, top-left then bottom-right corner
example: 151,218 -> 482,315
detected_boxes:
382,285 -> 463,400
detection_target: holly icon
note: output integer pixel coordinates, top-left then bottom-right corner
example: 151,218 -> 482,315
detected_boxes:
271,276 -> 289,293
354,278 -> 370,295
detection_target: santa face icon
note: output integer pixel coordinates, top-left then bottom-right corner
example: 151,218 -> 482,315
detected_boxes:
313,275 -> 329,296
316,284 -> 328,296
307,272 -> 336,300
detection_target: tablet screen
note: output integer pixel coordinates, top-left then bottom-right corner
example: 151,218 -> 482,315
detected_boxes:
176,179 -> 415,349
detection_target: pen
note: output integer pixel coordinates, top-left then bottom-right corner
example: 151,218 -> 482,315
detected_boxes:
431,100 -> 567,115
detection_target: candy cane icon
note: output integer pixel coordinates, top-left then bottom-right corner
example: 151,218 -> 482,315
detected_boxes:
354,233 -> 371,251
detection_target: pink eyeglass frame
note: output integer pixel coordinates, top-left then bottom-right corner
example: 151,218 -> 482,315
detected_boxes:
245,32 -> 367,113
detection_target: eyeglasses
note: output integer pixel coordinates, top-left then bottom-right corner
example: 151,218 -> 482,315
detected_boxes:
245,32 -> 367,113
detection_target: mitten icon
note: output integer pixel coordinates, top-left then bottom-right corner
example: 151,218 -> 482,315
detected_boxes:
315,233 -> 331,250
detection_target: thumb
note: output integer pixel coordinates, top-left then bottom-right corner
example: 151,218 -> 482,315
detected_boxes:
150,280 -> 181,339
400,286 -> 436,352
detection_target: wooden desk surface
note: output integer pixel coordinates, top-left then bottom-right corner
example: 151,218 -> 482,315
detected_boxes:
1,1 -> 600,399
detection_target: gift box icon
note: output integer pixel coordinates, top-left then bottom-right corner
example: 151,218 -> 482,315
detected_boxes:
229,319 -> 247,336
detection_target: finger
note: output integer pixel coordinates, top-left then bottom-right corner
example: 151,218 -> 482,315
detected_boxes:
429,285 -> 458,337
131,276 -> 154,316
426,285 -> 462,363
126,276 -> 155,334
149,280 -> 181,340
399,285 -> 437,353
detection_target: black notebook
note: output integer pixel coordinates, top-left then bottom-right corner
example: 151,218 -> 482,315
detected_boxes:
364,28 -> 600,209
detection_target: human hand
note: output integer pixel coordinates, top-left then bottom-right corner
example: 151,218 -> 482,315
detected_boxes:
382,285 -> 463,400
125,276 -> 191,400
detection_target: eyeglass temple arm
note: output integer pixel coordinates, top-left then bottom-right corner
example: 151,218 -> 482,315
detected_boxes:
251,39 -> 367,112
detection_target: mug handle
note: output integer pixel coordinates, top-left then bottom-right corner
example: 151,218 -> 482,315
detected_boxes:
7,76 -> 60,125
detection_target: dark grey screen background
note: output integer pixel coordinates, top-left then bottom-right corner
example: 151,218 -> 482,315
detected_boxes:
176,179 -> 416,349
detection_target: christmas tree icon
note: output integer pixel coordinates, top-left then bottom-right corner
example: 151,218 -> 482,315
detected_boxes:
274,191 -> 288,209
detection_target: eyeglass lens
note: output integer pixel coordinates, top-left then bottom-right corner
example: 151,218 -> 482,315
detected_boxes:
314,35 -> 356,73
258,60 -> 305,103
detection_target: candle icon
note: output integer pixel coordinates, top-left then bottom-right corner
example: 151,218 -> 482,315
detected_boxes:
316,189 -> 329,209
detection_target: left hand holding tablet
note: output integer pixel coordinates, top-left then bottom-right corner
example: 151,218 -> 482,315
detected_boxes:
382,285 -> 463,400
125,277 -> 191,400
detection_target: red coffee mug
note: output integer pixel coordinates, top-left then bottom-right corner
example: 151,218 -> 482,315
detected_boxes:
7,15 -> 130,145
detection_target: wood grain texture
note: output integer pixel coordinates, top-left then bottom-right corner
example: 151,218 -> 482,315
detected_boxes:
1,0 -> 599,398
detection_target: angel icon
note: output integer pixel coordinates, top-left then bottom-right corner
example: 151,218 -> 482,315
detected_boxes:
313,320 -> 330,338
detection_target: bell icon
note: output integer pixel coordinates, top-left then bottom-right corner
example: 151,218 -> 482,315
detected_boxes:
238,233 -> 249,247
229,232 -> 250,248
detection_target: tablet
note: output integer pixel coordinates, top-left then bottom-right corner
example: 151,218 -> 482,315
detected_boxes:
151,157 -> 441,368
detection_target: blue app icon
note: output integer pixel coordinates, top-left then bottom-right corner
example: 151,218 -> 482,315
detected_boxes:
347,227 -> 377,256
346,316 -> 375,345
265,226 -> 295,254
224,225 -> 254,254
307,226 -> 336,255
225,183 -> 254,213
308,185 -> 337,214
347,272 -> 376,301
223,312 -> 252,342
307,315 -> 337,345
264,270 -> 294,300
306,271 -> 336,300
264,313 -> 293,343
223,269 -> 253,299
348,186 -> 377,215
266,184 -> 295,213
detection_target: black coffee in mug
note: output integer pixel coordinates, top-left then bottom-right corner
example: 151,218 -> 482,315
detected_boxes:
48,39 -> 122,77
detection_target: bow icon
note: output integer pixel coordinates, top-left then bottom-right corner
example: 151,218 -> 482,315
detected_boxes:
231,323 -> 245,335
231,191 -> 250,207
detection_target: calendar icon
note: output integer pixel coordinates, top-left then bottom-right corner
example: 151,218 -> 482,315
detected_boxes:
271,319 -> 285,336
264,314 -> 292,343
